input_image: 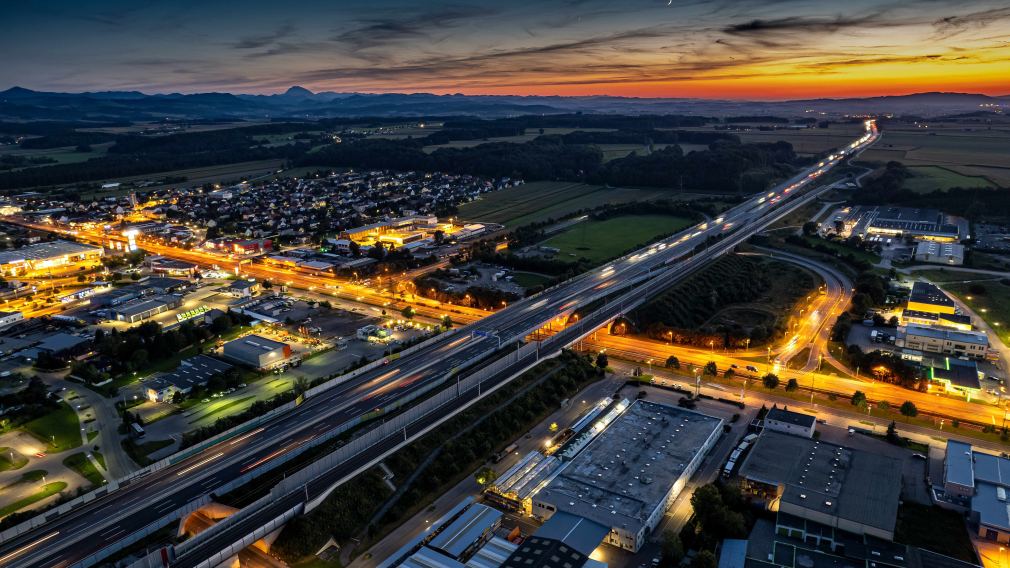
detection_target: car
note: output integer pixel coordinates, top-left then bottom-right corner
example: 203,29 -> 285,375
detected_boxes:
201,398 -> 210,403
745,365 -> 758,373
730,364 -> 739,369
912,454 -> 927,460
34,452 -> 46,458
238,383 -> 246,388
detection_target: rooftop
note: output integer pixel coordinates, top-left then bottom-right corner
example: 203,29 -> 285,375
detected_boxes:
535,400 -> 722,536
930,358 -> 981,390
534,511 -> 610,557
739,431 -> 902,535
0,239 -> 101,264
905,324 -> 988,346
223,334 -> 288,358
765,407 -> 815,429
150,355 -> 233,391
944,440 -> 975,490
428,503 -> 501,559
909,281 -> 956,309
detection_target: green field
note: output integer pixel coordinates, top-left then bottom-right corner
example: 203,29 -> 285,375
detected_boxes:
22,403 -> 81,452
859,126 -> 1010,186
939,280 -> 1010,346
459,181 -> 689,228
801,235 -> 881,265
0,481 -> 67,518
902,166 -> 994,193
538,214 -> 694,264
0,142 -> 114,169
62,452 -> 105,487
511,272 -> 553,289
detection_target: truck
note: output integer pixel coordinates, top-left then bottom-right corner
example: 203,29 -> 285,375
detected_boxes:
493,443 -> 518,463
130,422 -> 145,438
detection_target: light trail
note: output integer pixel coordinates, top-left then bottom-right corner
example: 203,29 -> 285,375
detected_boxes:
175,453 -> 224,476
0,532 -> 60,564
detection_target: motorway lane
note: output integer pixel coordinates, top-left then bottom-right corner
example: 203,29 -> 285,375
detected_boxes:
0,125 -> 879,567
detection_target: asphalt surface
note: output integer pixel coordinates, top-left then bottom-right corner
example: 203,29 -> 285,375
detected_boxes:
0,126 -> 878,568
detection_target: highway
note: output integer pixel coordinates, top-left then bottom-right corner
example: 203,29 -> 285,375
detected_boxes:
0,123 -> 878,568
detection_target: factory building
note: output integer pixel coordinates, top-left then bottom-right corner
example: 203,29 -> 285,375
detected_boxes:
222,334 -> 291,369
843,206 -> 961,242
111,295 -> 183,323
738,431 -> 902,541
906,281 -> 958,315
145,355 -> 233,402
0,240 -> 103,277
531,400 -> 723,552
914,241 -> 965,265
898,324 -> 990,360
900,309 -> 972,331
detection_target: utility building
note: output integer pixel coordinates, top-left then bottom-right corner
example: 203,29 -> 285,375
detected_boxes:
531,401 -> 722,552
222,334 -> 291,369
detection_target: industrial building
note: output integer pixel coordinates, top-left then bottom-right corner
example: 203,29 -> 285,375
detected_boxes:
222,334 -> 291,369
0,310 -> 24,330
898,324 -> 990,360
531,400 -> 723,552
906,281 -> 958,315
762,407 -> 816,438
900,309 -> 972,331
485,451 -> 562,515
0,240 -> 103,277
145,355 -> 233,402
226,279 -> 261,298
945,440 -> 1010,545
502,512 -> 608,568
914,241 -> 965,265
737,431 -> 902,541
842,206 -> 961,242
929,357 -> 984,395
111,295 -> 182,323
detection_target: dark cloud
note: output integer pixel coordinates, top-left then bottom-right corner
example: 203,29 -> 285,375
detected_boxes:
332,5 -> 498,50
723,13 -> 886,35
233,23 -> 296,50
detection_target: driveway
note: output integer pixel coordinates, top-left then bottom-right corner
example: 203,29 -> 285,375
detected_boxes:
48,377 -> 138,478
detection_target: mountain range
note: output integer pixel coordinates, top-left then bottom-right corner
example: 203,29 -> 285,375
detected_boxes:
1,86 -> 1007,122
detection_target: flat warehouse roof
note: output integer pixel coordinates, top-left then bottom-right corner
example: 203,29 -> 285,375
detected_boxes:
154,355 -> 233,390
739,431 -> 902,535
535,400 -> 721,536
223,334 -> 288,359
428,503 -> 501,559
0,239 -> 101,264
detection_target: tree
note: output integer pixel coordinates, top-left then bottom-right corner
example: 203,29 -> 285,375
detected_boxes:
441,315 -> 453,329
690,551 -> 717,568
802,221 -> 818,236
661,531 -> 684,565
785,378 -> 798,392
900,401 -> 918,419
171,390 -> 185,404
401,306 -> 415,320
886,420 -> 903,445
704,361 -> 717,376
348,240 -> 361,257
723,369 -> 735,379
595,352 -> 609,372
475,466 -> 497,487
877,400 -> 890,412
762,373 -> 779,389
851,390 -> 867,409
665,355 -> 680,369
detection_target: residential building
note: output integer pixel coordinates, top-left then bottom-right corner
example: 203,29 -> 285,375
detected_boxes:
763,407 -> 816,438
222,334 -> 291,369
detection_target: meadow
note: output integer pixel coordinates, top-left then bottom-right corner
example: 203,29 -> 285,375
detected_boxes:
538,214 -> 694,264
859,125 -> 1010,186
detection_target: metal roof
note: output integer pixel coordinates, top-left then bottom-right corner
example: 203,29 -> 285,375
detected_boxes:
400,547 -> 466,568
0,240 -> 101,264
428,503 -> 501,559
945,440 -> 975,489
534,512 -> 609,557
905,324 -> 988,346
765,407 -> 816,428
222,334 -> 288,359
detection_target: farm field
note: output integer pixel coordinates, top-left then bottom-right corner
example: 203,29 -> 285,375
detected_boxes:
79,159 -> 284,198
459,181 -> 707,227
510,272 -> 553,289
0,142 -> 114,168
419,127 -> 614,153
903,166 -> 994,193
859,126 -> 1010,186
538,214 -> 693,264
679,123 -> 864,155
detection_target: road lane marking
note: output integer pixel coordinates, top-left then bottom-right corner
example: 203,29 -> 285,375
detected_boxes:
0,531 -> 60,564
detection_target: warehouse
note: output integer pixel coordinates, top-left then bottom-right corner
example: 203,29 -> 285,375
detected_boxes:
531,400 -> 722,552
899,324 -> 990,360
737,431 -> 902,541
906,281 -> 958,315
145,355 -> 233,402
0,240 -> 103,277
914,241 -> 965,265
485,451 -> 562,515
111,295 -> 182,323
222,334 -> 291,369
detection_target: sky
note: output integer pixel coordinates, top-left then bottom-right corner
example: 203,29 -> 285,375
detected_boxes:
2,0 -> 1009,99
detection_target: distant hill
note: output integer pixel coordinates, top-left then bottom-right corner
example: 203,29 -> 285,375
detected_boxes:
0,86 -> 1006,121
